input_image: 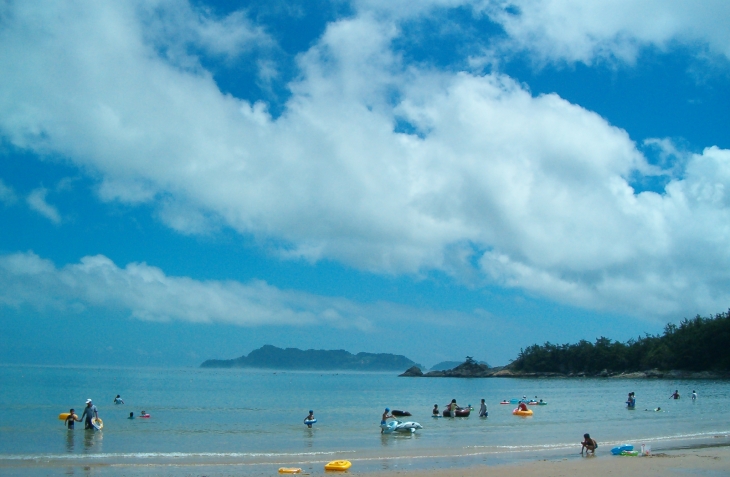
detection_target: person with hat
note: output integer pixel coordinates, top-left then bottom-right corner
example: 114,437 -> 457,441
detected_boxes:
80,399 -> 99,430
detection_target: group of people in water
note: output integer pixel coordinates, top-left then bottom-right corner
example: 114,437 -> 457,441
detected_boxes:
429,398 -> 489,418
626,388 -> 698,412
64,394 -> 152,430
64,398 -> 99,430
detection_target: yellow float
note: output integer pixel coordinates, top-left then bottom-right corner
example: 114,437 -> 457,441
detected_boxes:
278,468 -> 302,473
512,409 -> 533,417
324,460 -> 352,471
59,413 -> 71,421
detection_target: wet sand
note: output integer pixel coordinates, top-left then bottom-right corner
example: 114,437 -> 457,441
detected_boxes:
361,444 -> 730,477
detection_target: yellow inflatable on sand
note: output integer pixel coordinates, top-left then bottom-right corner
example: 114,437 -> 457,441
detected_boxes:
278,468 -> 302,473
325,460 -> 352,471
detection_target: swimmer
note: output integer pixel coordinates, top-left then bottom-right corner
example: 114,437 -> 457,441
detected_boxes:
128,412 -> 135,419
304,410 -> 315,428
140,410 -> 150,418
432,404 -> 439,416
670,389 -> 680,399
65,409 -> 81,429
580,433 -> 597,455
113,394 -> 124,404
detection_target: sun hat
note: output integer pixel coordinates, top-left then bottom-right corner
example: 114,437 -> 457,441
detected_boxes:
86,399 -> 92,403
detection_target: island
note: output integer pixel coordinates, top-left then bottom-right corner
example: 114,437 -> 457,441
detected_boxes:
201,344 -> 422,371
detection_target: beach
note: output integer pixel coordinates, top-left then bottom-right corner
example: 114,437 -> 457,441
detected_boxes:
364,444 -> 730,477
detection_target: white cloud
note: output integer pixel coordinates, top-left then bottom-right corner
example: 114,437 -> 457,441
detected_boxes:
0,251 -> 374,329
26,188 -> 62,224
476,0 -> 730,65
0,179 -> 18,205
0,0 -> 729,322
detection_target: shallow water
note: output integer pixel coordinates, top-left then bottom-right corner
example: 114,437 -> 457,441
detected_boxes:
1,365 -> 728,475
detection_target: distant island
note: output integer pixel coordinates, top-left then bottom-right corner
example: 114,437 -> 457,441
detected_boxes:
201,344 -> 422,371
401,310 -> 730,379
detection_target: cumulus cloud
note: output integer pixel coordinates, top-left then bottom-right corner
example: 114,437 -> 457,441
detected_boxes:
0,0 -> 729,322
0,179 -> 18,205
26,188 -> 62,224
0,251 -> 374,329
476,0 -> 730,65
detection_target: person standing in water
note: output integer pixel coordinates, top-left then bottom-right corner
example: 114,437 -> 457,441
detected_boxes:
65,409 -> 80,429
478,399 -> 487,416
80,399 -> 99,430
304,410 -> 315,428
692,390 -> 698,400
449,399 -> 459,418
113,395 -> 124,404
380,408 -> 395,433
432,404 -> 439,416
670,390 -> 680,399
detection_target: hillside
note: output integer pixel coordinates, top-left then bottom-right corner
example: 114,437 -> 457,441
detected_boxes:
201,345 -> 421,371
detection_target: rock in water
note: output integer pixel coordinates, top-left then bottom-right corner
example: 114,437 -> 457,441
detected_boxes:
399,366 -> 424,377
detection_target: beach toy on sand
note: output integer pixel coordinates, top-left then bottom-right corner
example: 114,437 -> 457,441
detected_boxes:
611,444 -> 633,455
512,408 -> 533,416
279,468 -> 302,473
325,460 -> 352,471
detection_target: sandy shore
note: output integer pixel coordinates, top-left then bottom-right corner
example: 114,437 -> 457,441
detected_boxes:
361,445 -> 730,477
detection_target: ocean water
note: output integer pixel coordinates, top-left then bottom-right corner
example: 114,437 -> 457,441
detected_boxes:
1,365 -> 728,476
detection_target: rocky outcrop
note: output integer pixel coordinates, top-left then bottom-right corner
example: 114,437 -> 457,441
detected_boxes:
399,366 -> 424,377
401,362 -> 729,379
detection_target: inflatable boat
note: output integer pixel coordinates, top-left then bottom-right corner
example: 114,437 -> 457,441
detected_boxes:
381,420 -> 423,434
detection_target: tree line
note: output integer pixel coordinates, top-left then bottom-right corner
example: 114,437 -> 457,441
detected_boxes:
510,310 -> 730,373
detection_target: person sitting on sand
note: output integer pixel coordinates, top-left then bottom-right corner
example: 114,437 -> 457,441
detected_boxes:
65,409 -> 81,429
581,433 -> 597,455
670,390 -> 680,399
304,410 -> 315,428
432,404 -> 439,416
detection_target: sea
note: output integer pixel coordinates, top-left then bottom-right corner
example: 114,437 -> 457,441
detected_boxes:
1,365 -> 728,476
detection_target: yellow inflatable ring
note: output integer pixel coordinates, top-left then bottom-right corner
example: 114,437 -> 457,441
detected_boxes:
278,468 -> 302,473
512,409 -> 533,416
325,460 -> 352,471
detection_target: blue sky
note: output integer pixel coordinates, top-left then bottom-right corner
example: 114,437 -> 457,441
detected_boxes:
1,0 -> 729,368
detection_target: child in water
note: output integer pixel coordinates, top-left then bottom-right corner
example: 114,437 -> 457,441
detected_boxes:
432,404 -> 439,416
65,409 -> 80,429
128,412 -> 135,419
304,410 -> 315,428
